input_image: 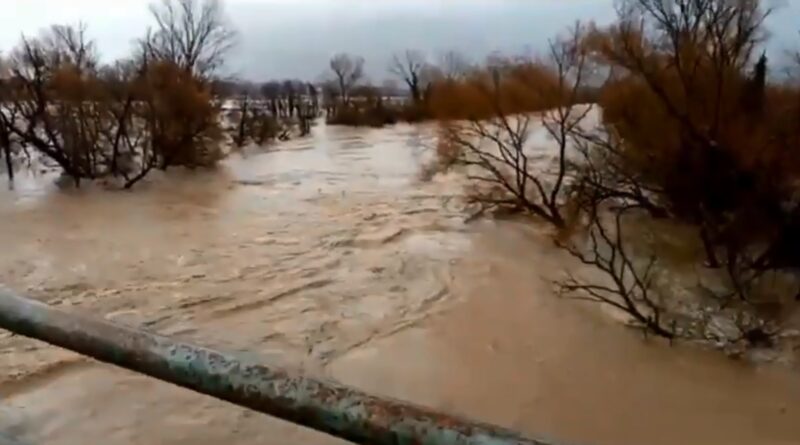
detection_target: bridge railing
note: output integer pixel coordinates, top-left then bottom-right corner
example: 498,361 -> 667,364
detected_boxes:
0,290 -> 563,445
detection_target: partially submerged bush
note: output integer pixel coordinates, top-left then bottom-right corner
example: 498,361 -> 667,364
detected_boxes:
0,0 -> 234,188
141,61 -> 225,170
327,103 -> 399,128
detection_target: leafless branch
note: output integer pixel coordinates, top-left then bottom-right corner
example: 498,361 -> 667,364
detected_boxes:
144,0 -> 236,77
557,201 -> 676,339
329,53 -> 365,106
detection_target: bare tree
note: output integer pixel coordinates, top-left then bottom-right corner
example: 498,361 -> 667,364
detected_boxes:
438,50 -> 472,81
0,9 -> 232,189
96,58 -> 148,185
389,50 -> 429,103
442,89 -> 566,224
144,0 -> 236,77
558,203 -> 676,339
46,23 -> 98,71
569,124 -> 669,219
232,92 -> 251,148
227,93 -> 284,147
321,79 -> 340,116
281,79 -> 306,117
1,26 -> 105,185
442,25 -> 594,228
294,82 -> 318,136
1,24 -> 160,188
306,82 -> 319,116
329,53 -> 364,106
261,81 -> 281,116
540,23 -> 596,222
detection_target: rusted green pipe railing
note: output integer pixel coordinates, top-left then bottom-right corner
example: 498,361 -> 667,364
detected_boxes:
0,290 -> 561,445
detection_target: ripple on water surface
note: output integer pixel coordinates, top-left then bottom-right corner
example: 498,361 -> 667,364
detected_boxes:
0,121 -> 799,445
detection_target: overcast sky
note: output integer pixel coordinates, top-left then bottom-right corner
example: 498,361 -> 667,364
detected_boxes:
0,0 -> 797,81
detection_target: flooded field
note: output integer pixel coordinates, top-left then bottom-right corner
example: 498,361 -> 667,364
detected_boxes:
0,121 -> 799,445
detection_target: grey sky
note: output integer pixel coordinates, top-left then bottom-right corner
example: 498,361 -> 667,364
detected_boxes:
0,0 -> 797,81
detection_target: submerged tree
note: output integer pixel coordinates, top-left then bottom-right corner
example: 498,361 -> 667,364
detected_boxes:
0,0 -> 236,187
437,24 -> 594,228
138,0 -> 234,170
389,50 -> 430,103
0,24 -> 105,185
329,53 -> 365,106
558,203 -> 676,339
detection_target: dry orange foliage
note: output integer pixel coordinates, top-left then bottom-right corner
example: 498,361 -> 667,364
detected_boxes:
582,0 -> 800,274
428,60 -> 561,121
138,61 -> 224,168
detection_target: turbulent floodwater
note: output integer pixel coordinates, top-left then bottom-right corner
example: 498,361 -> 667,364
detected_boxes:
0,121 -> 799,445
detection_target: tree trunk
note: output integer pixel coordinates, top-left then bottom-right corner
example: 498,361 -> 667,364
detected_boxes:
2,131 -> 13,184
236,99 -> 249,148
124,162 -> 155,189
410,82 -> 421,104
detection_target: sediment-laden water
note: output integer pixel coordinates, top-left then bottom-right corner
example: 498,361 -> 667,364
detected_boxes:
0,121 -> 798,445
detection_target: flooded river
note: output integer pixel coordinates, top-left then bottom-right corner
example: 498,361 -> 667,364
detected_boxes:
0,122 -> 799,445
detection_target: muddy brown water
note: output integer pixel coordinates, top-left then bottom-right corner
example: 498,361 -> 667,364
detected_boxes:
0,122 -> 799,445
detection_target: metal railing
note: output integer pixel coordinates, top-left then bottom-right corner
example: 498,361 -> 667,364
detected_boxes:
0,290 -> 562,445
